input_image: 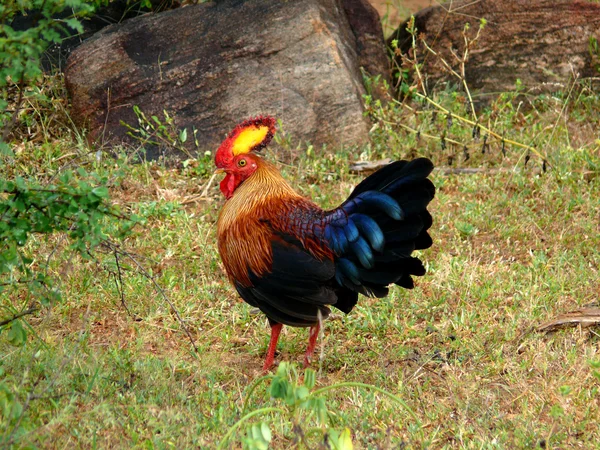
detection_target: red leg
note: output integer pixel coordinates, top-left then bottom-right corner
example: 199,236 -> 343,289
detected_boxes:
262,323 -> 283,372
303,323 -> 320,368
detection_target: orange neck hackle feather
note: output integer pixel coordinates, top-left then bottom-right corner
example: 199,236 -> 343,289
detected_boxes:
217,157 -> 299,286
217,157 -> 332,287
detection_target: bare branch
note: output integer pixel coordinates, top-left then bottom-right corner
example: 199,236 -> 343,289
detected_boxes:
101,239 -> 199,353
0,307 -> 39,327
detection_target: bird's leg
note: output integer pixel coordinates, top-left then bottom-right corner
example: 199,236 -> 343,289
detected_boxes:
262,322 -> 283,372
303,323 -> 320,368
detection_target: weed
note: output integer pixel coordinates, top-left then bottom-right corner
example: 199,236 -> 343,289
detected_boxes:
223,362 -> 419,449
121,106 -> 212,171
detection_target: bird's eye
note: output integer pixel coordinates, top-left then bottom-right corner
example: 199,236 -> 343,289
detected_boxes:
238,159 -> 247,167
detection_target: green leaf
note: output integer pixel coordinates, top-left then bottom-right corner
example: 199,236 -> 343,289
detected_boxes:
304,368 -> 316,389
337,428 -> 353,450
296,386 -> 309,401
244,423 -> 271,450
269,378 -> 283,399
284,383 -> 295,406
11,399 -> 23,420
64,17 -> 84,33
589,360 -> 600,369
558,385 -> 572,396
327,428 -> 354,450
91,186 -> 109,198
6,319 -> 27,346
249,424 -> 260,440
0,141 -> 14,157
275,361 -> 288,378
260,422 -> 271,443
550,404 -> 564,419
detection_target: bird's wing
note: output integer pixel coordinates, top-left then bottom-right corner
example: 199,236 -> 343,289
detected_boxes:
235,233 -> 336,327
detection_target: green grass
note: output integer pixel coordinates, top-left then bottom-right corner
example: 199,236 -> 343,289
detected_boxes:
2,74 -> 600,448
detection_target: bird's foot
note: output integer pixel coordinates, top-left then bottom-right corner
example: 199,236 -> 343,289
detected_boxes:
303,324 -> 320,368
262,360 -> 275,373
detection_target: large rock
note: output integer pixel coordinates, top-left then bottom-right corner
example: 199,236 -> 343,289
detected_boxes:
343,0 -> 390,86
65,0 -> 390,158
388,0 -> 600,94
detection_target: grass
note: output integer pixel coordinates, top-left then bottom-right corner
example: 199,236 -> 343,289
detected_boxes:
1,72 -> 600,448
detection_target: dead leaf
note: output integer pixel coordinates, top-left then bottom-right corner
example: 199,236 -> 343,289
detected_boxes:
537,307 -> 600,332
349,158 -> 392,173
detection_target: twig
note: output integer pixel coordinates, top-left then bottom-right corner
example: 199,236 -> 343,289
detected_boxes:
200,171 -> 218,198
437,167 -> 507,175
45,224 -> 72,279
379,116 -> 466,147
404,93 -> 547,161
292,423 -> 314,449
102,239 -> 199,353
0,307 -> 39,327
0,279 -> 36,288
545,68 -> 579,150
349,158 -> 393,173
113,249 -> 133,317
537,307 -> 600,332
0,72 -> 26,142
460,23 -> 484,121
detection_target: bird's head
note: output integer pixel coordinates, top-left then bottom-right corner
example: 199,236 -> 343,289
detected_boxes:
214,116 -> 276,199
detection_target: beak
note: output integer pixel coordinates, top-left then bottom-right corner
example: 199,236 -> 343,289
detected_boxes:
214,168 -> 225,175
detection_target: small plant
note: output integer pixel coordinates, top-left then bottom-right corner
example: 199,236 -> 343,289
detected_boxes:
121,105 -> 214,176
455,221 -> 478,238
220,362 -> 421,449
372,14 -> 549,172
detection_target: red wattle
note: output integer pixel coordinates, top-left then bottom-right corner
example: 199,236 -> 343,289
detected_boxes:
220,173 -> 237,199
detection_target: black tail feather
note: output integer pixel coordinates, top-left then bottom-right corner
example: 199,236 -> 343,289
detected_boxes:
331,158 -> 435,308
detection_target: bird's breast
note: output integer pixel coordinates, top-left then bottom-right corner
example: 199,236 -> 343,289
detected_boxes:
217,201 -> 275,287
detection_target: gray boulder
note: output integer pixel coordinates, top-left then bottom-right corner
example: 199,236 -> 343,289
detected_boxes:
65,0 -> 389,158
388,0 -> 600,95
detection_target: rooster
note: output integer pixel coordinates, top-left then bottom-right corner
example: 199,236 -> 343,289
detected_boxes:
215,116 -> 435,371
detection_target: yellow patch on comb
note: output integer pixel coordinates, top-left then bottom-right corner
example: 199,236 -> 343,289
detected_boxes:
232,125 -> 270,156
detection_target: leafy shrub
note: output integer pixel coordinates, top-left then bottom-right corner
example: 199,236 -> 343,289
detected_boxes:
0,0 -> 104,151
0,167 -> 139,343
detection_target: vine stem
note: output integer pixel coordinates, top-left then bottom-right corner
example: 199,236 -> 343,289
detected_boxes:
379,116 -> 465,148
218,406 -> 285,449
241,374 -> 274,414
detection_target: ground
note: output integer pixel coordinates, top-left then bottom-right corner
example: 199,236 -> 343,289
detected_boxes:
369,0 -> 435,35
